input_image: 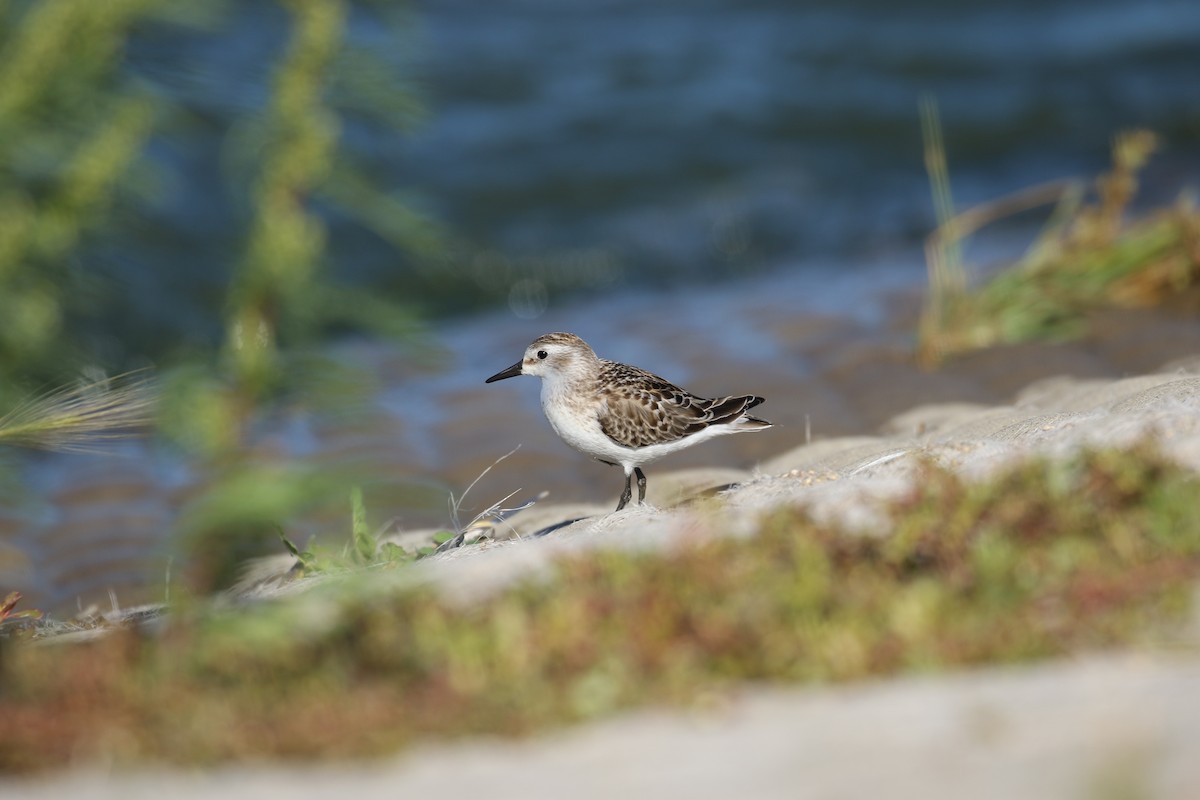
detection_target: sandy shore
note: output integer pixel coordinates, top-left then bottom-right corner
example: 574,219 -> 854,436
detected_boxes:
8,357 -> 1200,797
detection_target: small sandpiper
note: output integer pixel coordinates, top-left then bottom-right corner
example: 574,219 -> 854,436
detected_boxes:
485,332 -> 772,511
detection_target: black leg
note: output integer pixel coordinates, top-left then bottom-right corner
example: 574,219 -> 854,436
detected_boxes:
634,467 -> 647,504
615,471 -> 632,511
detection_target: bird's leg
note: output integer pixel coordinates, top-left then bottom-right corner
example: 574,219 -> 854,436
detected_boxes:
634,467 -> 647,504
615,470 -> 633,512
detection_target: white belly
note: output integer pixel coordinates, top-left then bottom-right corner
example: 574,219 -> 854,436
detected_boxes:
538,382 -> 747,470
541,389 -> 631,465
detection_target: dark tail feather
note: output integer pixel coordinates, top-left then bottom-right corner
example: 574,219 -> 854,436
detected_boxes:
707,394 -> 771,427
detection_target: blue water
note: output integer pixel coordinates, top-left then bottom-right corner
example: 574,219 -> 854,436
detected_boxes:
113,0 -> 1200,341
395,0 -> 1200,265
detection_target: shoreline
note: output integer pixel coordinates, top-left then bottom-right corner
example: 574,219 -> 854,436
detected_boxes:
6,249 -> 1200,614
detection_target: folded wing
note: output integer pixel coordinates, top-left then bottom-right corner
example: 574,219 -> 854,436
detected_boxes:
596,362 -> 768,449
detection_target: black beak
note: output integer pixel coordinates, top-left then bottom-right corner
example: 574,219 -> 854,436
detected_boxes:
485,361 -> 523,383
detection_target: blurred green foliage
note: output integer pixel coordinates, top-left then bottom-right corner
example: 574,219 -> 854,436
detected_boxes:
919,128 -> 1200,365
276,485 -> 448,577
0,0 -> 159,407
0,0 -> 446,586
0,0 -> 437,408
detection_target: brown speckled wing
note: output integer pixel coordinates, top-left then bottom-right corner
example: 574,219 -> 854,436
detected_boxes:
595,360 -> 766,448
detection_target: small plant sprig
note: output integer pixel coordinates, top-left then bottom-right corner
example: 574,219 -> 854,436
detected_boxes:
0,592 -> 43,638
277,487 -> 426,576
436,446 -> 537,551
277,448 -> 542,574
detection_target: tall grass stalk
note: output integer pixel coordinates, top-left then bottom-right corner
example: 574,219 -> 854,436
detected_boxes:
919,94 -> 962,342
0,370 -> 157,453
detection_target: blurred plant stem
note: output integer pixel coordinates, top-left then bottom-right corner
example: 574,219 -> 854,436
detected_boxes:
224,0 -> 344,400
161,3 -> 442,599
169,0 -> 350,592
919,93 -> 963,339
149,0 -> 427,462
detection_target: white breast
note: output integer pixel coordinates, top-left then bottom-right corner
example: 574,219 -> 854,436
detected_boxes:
540,380 -> 630,464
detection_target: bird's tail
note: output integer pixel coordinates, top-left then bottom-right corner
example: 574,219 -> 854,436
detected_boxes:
707,395 -> 773,429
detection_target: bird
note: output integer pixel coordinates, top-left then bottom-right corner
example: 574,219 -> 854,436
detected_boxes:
485,332 -> 772,511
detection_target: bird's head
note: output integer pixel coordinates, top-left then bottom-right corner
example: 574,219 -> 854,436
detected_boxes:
485,332 -> 598,384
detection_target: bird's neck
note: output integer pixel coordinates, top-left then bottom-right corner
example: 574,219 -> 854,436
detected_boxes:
539,364 -> 596,408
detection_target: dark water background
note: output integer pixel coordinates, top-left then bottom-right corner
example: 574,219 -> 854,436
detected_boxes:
399,0 -> 1200,271
118,0 -> 1200,333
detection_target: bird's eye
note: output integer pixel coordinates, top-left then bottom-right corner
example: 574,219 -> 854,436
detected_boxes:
537,350 -> 548,360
